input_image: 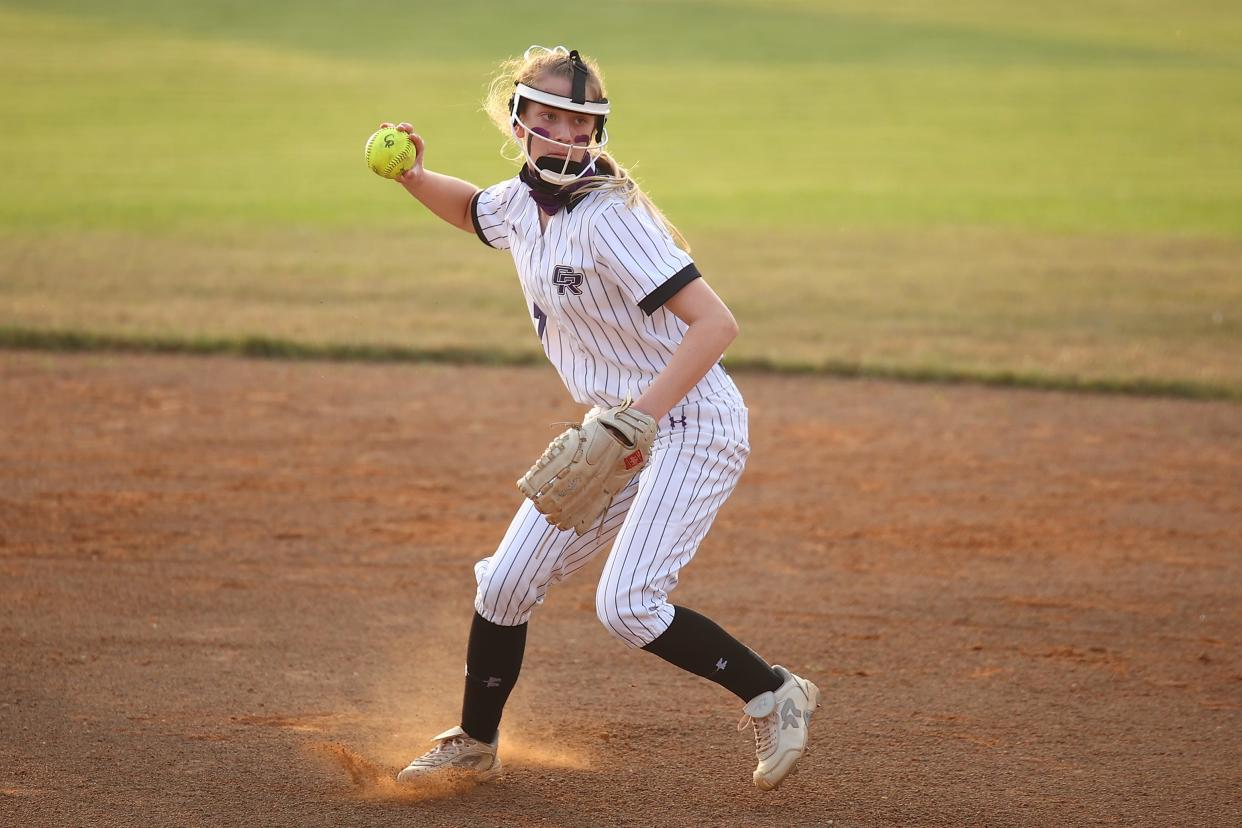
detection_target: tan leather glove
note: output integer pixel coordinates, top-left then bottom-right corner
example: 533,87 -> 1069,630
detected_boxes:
516,400 -> 659,536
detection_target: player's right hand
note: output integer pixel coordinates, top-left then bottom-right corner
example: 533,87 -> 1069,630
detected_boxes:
379,121 -> 426,190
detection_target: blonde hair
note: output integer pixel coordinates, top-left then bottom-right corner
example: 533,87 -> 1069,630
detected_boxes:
482,48 -> 689,252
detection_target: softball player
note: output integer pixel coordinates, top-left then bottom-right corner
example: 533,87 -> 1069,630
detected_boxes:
386,46 -> 818,791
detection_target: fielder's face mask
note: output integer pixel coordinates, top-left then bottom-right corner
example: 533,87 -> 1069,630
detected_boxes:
509,46 -> 610,186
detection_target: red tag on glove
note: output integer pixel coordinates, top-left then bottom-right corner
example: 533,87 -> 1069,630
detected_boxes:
623,450 -> 644,470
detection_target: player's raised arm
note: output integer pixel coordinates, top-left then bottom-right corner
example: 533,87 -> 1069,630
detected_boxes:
378,122 -> 479,233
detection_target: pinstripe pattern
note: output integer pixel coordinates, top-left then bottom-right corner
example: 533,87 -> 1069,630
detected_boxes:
469,177 -> 732,407
472,180 -> 518,250
474,389 -> 749,647
468,172 -> 749,646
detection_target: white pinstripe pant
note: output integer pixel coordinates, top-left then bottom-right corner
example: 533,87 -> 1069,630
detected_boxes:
474,392 -> 750,648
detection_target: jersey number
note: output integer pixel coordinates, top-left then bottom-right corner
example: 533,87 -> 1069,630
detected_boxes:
532,302 -> 547,341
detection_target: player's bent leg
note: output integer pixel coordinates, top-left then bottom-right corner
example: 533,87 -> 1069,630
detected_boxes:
593,398 -> 820,788
593,397 -> 750,649
396,726 -> 502,784
473,498 -> 568,626
738,666 -> 821,791
398,493 -> 638,786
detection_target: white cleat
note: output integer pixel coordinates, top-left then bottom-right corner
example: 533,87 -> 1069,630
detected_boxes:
738,665 -> 821,791
395,726 -> 502,784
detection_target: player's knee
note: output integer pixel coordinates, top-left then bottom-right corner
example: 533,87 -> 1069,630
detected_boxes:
594,582 -> 663,648
473,582 -> 503,622
474,570 -> 529,626
594,600 -> 644,647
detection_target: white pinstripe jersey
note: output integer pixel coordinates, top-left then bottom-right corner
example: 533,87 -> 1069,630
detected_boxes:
470,176 -> 734,408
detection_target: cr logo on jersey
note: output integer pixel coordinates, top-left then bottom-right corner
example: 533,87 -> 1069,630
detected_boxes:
552,265 -> 584,296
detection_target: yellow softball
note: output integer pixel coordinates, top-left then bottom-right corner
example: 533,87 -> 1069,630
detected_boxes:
364,127 -> 416,180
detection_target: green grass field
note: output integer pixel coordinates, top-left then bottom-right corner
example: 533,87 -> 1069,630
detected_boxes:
2,1 -> 1240,396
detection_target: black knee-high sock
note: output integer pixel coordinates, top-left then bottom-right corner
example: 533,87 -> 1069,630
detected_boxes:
460,611 -> 527,744
641,605 -> 783,702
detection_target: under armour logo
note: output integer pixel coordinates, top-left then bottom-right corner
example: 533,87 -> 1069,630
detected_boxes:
552,265 -> 584,295
780,698 -> 803,730
713,658 -> 728,673
485,677 -> 502,688
668,414 -> 687,428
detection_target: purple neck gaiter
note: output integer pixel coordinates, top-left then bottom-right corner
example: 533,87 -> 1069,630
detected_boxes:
520,163 -> 597,216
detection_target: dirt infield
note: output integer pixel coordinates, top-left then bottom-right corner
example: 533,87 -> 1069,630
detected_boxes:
1,352 -> 1239,827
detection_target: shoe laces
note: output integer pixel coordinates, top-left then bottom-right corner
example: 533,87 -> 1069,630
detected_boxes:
412,735 -> 469,766
738,711 -> 778,759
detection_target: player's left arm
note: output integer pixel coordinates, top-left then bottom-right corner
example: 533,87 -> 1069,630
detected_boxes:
632,279 -> 738,421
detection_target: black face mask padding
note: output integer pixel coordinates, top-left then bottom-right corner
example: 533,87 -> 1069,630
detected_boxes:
534,154 -> 590,176
567,51 -> 608,140
569,49 -> 588,104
